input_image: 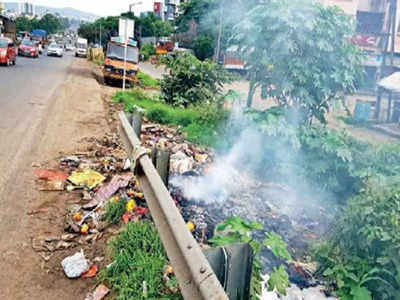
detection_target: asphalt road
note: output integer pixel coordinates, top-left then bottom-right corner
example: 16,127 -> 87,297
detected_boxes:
0,51 -> 74,194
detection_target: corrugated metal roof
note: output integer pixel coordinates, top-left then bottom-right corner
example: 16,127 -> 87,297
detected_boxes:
378,72 -> 400,92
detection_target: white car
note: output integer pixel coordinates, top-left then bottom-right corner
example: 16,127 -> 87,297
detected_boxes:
47,43 -> 63,57
65,44 -> 75,51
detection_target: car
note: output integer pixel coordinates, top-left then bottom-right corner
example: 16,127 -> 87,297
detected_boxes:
0,38 -> 17,66
18,39 -> 39,58
65,44 -> 75,51
47,43 -> 64,57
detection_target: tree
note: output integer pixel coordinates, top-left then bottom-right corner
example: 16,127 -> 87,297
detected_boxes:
16,14 -> 65,34
175,0 -> 261,55
38,14 -> 62,34
152,19 -> 173,39
16,16 -> 32,32
232,0 -> 365,123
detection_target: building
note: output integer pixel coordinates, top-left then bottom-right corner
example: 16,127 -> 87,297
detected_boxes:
130,0 -> 184,21
0,2 -> 5,14
18,2 -> 35,17
319,0 -> 400,122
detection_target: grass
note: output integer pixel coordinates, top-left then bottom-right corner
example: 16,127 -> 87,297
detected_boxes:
100,222 -> 182,300
104,197 -> 127,225
113,89 -> 229,146
138,72 -> 159,89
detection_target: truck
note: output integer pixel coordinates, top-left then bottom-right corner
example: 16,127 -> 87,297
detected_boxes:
0,15 -> 16,41
31,29 -> 47,41
103,37 -> 139,86
75,37 -> 88,58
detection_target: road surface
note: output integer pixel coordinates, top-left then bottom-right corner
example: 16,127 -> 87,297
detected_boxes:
0,53 -> 73,195
0,53 -> 109,299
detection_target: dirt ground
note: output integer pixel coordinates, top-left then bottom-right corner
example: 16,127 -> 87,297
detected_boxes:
0,59 -> 111,300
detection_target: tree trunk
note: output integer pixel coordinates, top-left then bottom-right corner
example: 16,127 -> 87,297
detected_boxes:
247,81 -> 257,108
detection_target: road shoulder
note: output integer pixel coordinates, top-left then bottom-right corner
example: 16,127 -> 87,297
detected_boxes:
0,58 -> 109,300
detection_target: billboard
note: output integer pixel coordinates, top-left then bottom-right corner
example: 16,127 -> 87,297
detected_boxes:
119,18 -> 135,41
154,2 -> 162,17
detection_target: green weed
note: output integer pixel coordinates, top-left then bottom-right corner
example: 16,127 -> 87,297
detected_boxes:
104,198 -> 127,225
138,72 -> 159,89
100,222 -> 182,300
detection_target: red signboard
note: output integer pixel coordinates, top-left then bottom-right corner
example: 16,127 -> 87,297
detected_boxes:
154,2 -> 161,14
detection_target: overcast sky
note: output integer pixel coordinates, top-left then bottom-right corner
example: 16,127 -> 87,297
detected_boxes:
16,0 -> 153,16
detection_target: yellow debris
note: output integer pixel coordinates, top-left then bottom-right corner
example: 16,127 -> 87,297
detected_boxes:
187,221 -> 195,233
126,199 -> 136,212
68,169 -> 105,189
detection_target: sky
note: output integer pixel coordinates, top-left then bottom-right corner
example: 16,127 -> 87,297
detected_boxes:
11,0 -> 154,16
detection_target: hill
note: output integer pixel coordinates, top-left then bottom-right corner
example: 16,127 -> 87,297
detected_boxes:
4,2 -> 98,21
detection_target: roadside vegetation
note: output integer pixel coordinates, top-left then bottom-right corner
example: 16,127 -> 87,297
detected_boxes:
100,222 -> 181,300
113,88 -> 228,146
138,72 -> 159,89
99,0 -> 400,298
113,46 -> 400,300
140,44 -> 156,62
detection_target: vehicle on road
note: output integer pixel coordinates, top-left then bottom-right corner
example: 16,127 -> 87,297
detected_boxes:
47,43 -> 64,57
0,38 -> 16,66
75,38 -> 88,58
65,44 -> 75,51
103,37 -> 139,87
18,39 -> 39,58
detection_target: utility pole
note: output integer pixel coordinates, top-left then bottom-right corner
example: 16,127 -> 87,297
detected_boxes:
375,0 -> 394,120
99,23 -> 102,47
215,0 -> 223,63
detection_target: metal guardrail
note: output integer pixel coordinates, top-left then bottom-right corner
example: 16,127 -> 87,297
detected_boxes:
118,111 -> 229,300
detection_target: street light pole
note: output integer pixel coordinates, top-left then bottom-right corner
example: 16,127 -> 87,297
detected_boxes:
99,23 -> 102,47
122,2 -> 141,91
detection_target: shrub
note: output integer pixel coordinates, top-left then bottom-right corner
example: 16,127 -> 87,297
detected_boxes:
315,183 -> 400,300
193,34 -> 215,60
140,44 -> 156,61
160,52 -> 233,106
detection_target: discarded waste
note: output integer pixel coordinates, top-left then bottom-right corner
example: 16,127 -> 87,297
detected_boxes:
81,264 -> 98,278
81,224 -> 89,235
84,284 -> 110,300
34,169 -> 69,181
126,199 -> 136,212
68,169 -> 105,190
83,174 -> 132,209
187,221 -> 195,232
61,250 -> 89,279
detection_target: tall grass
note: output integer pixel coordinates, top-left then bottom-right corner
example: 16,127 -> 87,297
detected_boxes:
113,89 -> 229,146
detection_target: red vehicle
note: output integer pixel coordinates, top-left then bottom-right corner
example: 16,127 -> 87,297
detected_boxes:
18,39 -> 39,58
0,37 -> 16,66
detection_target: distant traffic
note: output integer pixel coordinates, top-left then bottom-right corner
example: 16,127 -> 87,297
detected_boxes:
1,29 -> 88,67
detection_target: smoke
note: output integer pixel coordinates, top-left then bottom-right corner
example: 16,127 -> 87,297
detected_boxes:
170,0 -> 342,240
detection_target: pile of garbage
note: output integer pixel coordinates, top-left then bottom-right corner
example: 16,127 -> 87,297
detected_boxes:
33,119 -> 336,298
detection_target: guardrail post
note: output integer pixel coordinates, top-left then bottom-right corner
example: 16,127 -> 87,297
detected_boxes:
131,112 -> 142,138
204,244 -> 253,300
151,148 -> 170,187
